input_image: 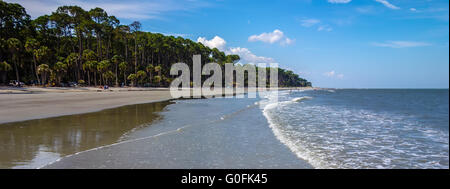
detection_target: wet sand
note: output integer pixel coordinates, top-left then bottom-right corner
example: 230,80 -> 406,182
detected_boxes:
0,87 -> 173,124
0,101 -> 172,168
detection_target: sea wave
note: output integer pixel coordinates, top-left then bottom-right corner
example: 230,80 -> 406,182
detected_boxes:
291,96 -> 313,102
260,92 -> 325,168
260,90 -> 449,169
262,102 -> 327,168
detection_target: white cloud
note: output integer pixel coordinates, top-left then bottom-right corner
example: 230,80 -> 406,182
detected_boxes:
197,36 -> 227,51
300,19 -> 321,27
300,18 -> 333,32
318,25 -> 333,32
5,0 -> 209,20
371,41 -> 431,48
157,32 -> 190,38
248,29 -> 293,45
196,35 -> 276,64
324,71 -> 336,77
281,38 -> 295,45
375,0 -> 400,10
410,8 -> 417,12
328,0 -> 352,4
226,47 -> 275,64
324,71 -> 344,79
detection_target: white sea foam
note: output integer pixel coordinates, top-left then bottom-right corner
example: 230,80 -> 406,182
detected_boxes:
260,91 -> 326,168
291,96 -> 312,102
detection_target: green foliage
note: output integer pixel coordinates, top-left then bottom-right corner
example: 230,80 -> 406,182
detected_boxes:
35,46 -> 49,62
83,61 -> 97,72
136,70 -> 146,85
146,64 -> 154,73
83,49 -> 96,61
127,74 -> 137,81
119,61 -> 128,72
0,1 -> 311,87
137,70 -> 146,79
154,65 -> 161,73
103,70 -> 114,83
37,64 -> 50,84
127,73 -> 137,86
0,61 -> 12,72
153,75 -> 162,83
37,64 -> 50,74
65,53 -> 78,67
97,60 -> 110,72
111,55 -> 122,64
25,38 -> 39,53
54,61 -> 68,73
7,38 -> 21,53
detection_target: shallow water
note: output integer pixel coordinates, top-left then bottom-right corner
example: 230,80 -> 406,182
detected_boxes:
0,101 -> 172,168
44,96 -> 312,169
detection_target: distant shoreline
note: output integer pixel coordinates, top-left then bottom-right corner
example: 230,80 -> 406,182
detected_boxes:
0,86 -> 315,124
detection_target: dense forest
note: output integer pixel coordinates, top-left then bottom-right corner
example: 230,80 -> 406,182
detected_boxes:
0,1 -> 312,87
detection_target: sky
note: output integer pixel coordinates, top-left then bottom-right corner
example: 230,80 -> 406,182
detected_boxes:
6,0 -> 449,88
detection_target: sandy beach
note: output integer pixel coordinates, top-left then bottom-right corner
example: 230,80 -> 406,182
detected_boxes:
0,87 -> 174,124
0,87 -> 314,124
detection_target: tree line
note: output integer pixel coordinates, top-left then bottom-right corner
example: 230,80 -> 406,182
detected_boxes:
0,1 -> 311,87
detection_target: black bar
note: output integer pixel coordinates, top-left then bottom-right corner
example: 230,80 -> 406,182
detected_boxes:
1,169 -> 448,187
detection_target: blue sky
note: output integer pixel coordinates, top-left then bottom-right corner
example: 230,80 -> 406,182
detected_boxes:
7,0 -> 449,88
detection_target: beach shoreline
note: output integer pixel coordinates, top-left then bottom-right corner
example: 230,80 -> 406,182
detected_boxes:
40,92 -> 314,169
0,86 -> 315,124
0,86 -> 316,169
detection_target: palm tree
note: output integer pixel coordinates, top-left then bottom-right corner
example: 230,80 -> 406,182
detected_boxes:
97,60 -> 110,85
0,61 -> 12,84
116,25 -> 130,62
153,75 -> 162,86
65,53 -> 78,82
136,70 -> 146,86
83,49 -> 97,85
145,64 -> 154,84
127,73 -> 136,87
154,65 -> 162,77
111,55 -> 122,86
103,70 -> 114,86
54,61 -> 68,85
129,21 -> 141,76
34,46 -> 49,85
7,38 -> 21,82
25,38 -> 40,84
82,60 -> 97,86
89,7 -> 108,60
119,61 -> 128,86
37,64 -> 50,85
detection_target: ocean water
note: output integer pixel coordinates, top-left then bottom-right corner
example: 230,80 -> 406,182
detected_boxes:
263,89 -> 449,169
44,95 -> 312,168
42,89 -> 448,169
